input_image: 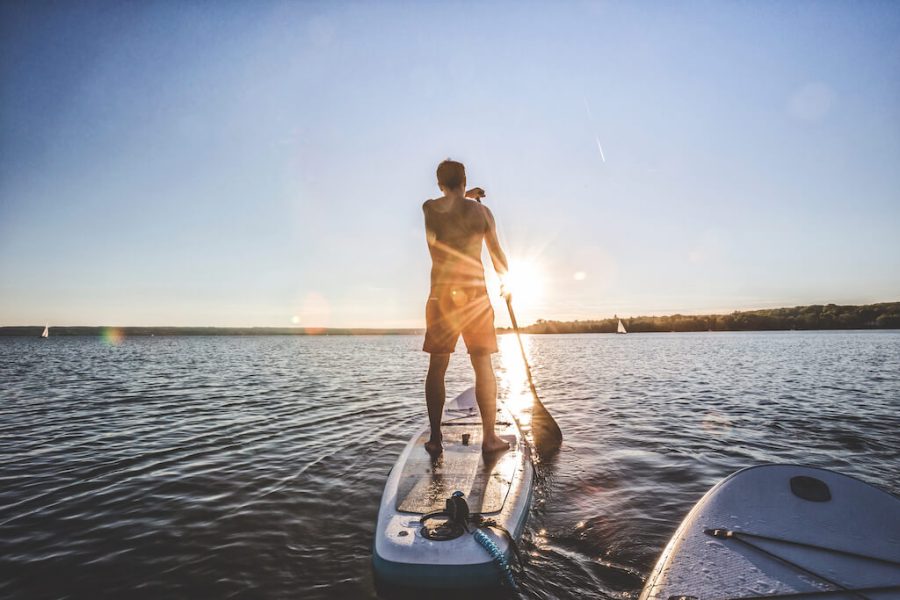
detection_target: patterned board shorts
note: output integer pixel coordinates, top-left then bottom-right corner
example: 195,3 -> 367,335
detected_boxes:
423,286 -> 498,355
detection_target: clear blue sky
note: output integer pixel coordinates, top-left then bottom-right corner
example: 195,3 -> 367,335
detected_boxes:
1,1 -> 898,328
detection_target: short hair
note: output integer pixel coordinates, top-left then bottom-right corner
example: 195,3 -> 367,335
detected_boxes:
436,159 -> 466,190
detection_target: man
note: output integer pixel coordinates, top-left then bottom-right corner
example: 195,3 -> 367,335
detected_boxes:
422,159 -> 510,455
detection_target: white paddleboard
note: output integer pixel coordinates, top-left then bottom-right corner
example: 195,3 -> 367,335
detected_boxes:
373,387 -> 533,589
640,464 -> 900,600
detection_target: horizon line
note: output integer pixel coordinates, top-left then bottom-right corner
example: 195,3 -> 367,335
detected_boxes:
3,299 -> 898,331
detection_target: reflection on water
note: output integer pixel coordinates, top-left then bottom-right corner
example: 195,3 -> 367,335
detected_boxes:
1,331 -> 898,599
498,333 -> 533,424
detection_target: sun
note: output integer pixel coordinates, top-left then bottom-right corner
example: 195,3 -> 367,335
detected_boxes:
487,258 -> 546,324
503,259 -> 545,305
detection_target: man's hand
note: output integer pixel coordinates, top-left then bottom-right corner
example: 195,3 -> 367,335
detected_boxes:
500,283 -> 512,301
465,187 -> 486,201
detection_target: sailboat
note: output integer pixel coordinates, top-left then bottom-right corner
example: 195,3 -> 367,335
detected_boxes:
617,319 -> 627,334
41,325 -> 49,339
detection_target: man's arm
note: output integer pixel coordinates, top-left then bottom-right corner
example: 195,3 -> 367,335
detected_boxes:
423,200 -> 436,247
482,204 -> 509,277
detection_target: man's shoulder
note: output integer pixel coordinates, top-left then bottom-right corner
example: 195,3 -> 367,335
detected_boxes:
470,200 -> 492,218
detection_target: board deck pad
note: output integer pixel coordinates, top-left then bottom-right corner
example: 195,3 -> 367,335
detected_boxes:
396,408 -> 519,514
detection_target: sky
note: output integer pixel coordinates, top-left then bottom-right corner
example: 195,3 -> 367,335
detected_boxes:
1,1 -> 899,328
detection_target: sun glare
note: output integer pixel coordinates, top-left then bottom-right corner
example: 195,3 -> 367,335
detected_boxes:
501,258 -> 545,312
486,255 -> 548,326
497,333 -> 533,419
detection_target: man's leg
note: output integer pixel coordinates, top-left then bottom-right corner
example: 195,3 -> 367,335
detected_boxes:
425,353 -> 450,454
470,353 -> 510,453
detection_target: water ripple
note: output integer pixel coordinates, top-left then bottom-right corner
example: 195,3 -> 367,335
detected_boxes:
1,331 -> 898,599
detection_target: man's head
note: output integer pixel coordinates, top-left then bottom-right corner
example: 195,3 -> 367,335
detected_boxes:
436,159 -> 466,193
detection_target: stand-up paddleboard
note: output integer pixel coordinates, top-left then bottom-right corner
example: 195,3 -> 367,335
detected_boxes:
641,464 -> 900,600
373,387 -> 533,590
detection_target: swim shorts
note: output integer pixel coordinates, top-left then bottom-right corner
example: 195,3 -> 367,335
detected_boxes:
423,286 -> 498,355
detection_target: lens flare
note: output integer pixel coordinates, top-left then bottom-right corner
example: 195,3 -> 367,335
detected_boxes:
101,327 -> 124,346
701,411 -> 732,436
294,292 -> 330,334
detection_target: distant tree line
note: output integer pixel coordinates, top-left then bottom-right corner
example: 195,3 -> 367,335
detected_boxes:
0,326 -> 423,337
503,302 -> 900,334
3,302 -> 899,337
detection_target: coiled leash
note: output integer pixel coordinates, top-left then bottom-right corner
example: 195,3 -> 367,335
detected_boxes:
420,491 -> 471,541
420,491 -> 523,590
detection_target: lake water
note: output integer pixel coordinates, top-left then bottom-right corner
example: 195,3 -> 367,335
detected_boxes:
1,331 -> 898,599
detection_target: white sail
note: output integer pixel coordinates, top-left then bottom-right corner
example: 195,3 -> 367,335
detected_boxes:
41,325 -> 49,338
617,319 -> 627,334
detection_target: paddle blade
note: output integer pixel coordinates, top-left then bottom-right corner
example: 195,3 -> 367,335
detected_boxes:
530,392 -> 562,456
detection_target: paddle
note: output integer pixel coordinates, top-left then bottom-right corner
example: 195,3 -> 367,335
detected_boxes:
470,190 -> 562,454
505,295 -> 563,455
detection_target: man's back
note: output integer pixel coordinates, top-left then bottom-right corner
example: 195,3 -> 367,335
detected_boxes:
423,197 -> 488,290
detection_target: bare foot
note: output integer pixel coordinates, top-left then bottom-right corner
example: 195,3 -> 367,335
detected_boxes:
425,437 -> 443,455
482,434 -> 510,454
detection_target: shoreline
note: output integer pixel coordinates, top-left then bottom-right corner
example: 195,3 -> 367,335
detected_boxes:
511,301 -> 899,335
1,327 -> 897,337
0,326 -> 424,337
3,303 -> 898,337
2,301 -> 899,336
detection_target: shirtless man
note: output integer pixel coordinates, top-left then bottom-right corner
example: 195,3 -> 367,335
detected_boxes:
422,159 -> 510,455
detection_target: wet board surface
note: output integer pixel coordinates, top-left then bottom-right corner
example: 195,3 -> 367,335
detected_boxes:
373,386 -> 535,589
640,464 -> 900,600
395,402 -> 519,514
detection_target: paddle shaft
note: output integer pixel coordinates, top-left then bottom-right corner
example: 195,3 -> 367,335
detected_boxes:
505,296 -> 562,449
505,298 -> 541,401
